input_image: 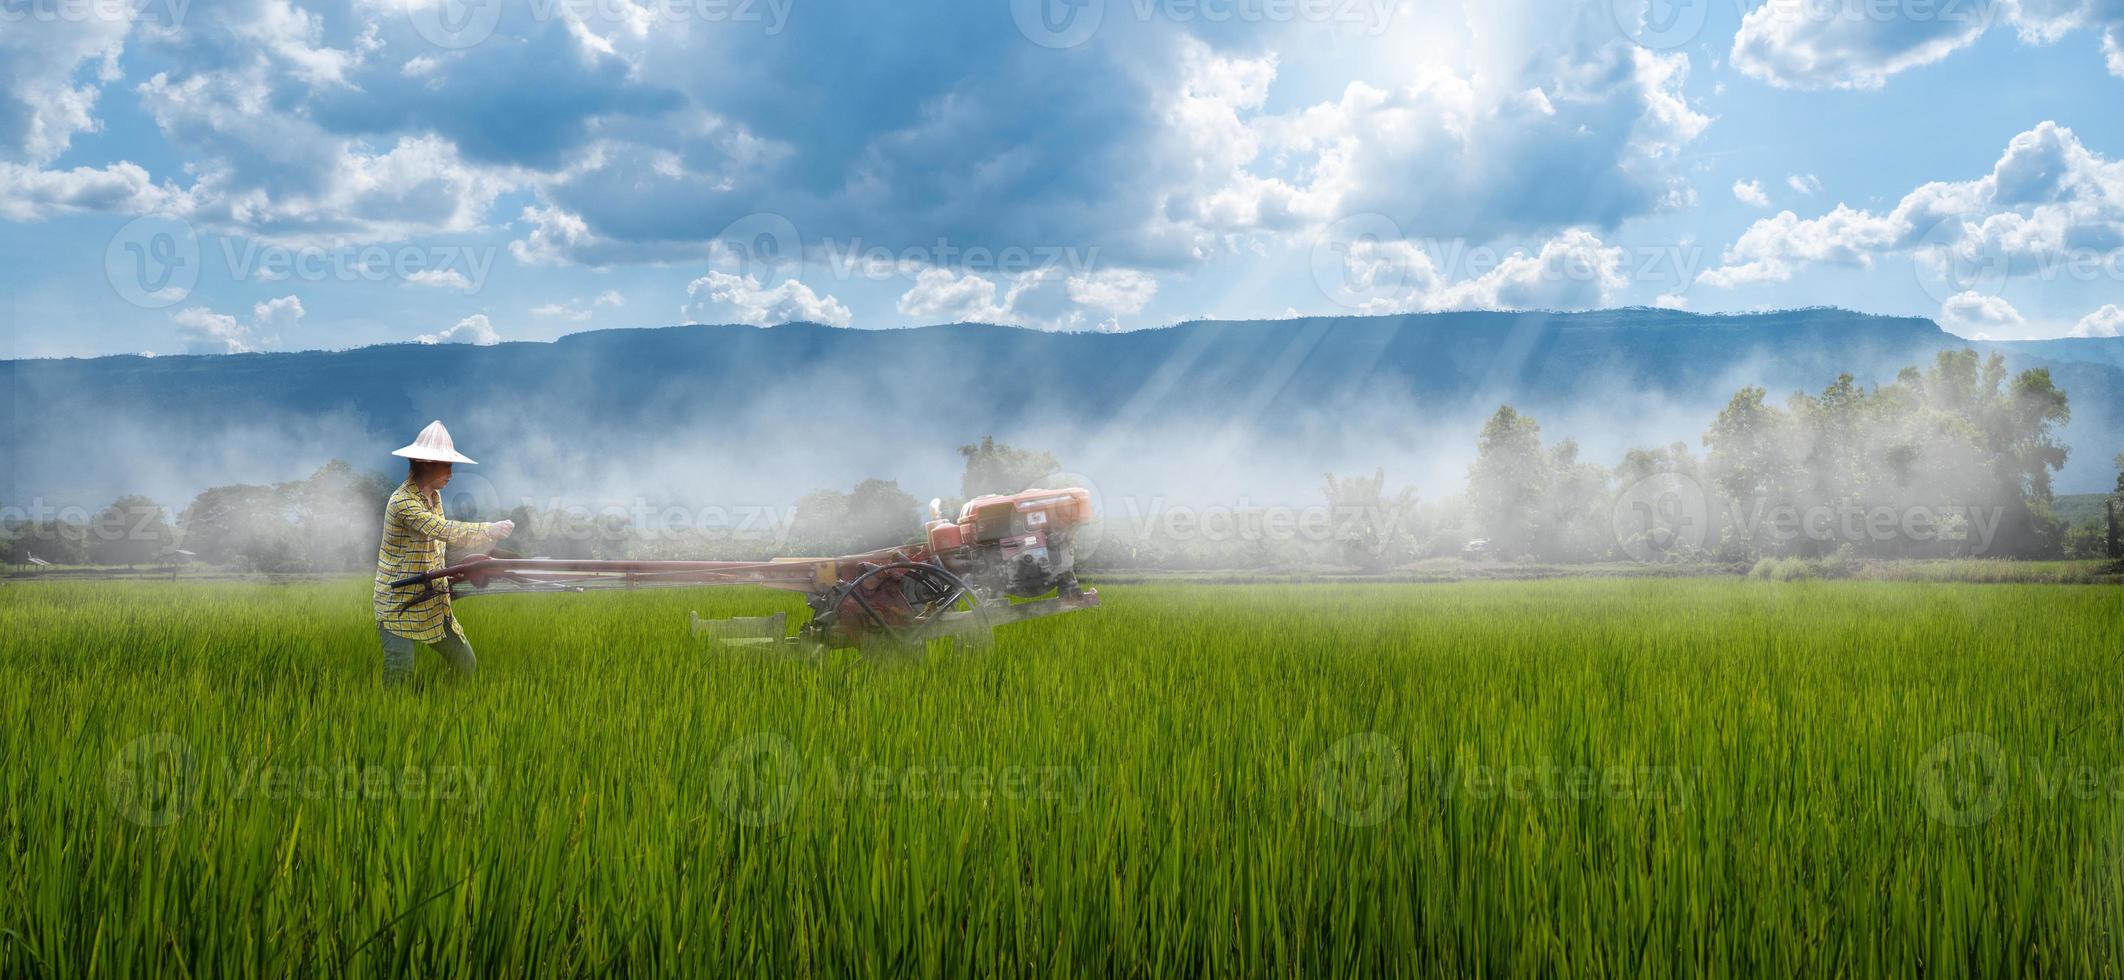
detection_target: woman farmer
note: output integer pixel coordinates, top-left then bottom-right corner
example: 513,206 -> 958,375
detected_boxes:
373,421 -> 515,687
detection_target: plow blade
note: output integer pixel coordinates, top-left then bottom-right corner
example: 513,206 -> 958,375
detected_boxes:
924,589 -> 1102,647
689,610 -> 790,647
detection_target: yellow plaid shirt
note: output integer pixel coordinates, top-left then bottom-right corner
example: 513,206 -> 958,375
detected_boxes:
373,479 -> 492,642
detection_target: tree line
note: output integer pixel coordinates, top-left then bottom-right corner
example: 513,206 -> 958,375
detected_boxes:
6,350 -> 2119,572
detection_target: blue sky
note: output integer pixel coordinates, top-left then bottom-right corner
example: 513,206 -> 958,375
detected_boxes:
2,0 -> 2122,358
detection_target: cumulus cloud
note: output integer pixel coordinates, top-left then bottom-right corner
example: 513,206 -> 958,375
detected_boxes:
1787,173 -> 1822,195
407,268 -> 472,291
683,271 -> 852,327
513,3 -> 1707,274
1734,0 -> 2124,89
172,295 -> 304,353
532,288 -> 629,321
1698,121 -> 2124,290
896,268 -> 1018,324
1938,290 -> 2027,336
2070,303 -> 2124,336
417,313 -> 501,345
1337,229 -> 1630,314
1065,269 -> 1160,317
0,8 -> 134,165
1733,179 -> 1771,208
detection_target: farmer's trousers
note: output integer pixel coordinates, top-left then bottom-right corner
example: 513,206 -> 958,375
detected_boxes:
378,622 -> 477,687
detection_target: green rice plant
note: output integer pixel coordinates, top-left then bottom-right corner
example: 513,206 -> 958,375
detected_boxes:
2,578 -> 2121,978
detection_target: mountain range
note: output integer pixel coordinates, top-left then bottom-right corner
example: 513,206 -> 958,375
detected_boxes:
5,308 -> 2121,510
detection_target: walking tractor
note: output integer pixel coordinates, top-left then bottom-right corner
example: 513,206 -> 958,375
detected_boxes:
390,487 -> 1100,651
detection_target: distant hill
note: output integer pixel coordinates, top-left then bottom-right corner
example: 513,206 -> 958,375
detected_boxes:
5,308 -> 2121,509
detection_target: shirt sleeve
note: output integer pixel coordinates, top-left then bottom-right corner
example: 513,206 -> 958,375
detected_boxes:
390,492 -> 490,547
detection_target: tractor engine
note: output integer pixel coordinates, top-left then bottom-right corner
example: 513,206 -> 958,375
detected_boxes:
926,487 -> 1094,599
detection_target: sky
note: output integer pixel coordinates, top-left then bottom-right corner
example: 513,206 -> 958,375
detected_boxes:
2,0 -> 2122,359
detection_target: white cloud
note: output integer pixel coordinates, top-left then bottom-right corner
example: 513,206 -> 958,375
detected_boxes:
1065,269 -> 1159,317
896,268 -> 1018,324
408,268 -> 473,291
530,302 -> 592,322
417,314 -> 501,345
530,289 -> 630,321
683,271 -> 852,327
1698,205 -> 1902,286
1733,179 -> 1771,208
0,10 -> 134,166
1787,173 -> 1822,195
1734,0 -> 2124,89
0,160 -> 175,221
172,294 -> 305,353
1342,229 -> 1630,314
1654,292 -> 1689,309
1938,291 -> 2026,336
1699,121 -> 2124,290
2070,303 -> 2124,337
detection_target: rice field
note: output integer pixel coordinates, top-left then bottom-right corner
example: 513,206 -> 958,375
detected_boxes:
3,577 -> 2122,978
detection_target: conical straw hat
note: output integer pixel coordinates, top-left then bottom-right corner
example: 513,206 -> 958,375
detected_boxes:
390,420 -> 478,464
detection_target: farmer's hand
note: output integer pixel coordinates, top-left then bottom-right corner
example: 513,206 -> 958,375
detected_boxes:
488,520 -> 516,539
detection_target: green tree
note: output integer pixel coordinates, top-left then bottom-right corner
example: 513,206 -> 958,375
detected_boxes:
958,436 -> 1059,498
1466,405 -> 1549,559
283,460 -> 395,571
1321,468 -> 1418,571
787,489 -> 853,556
87,496 -> 172,568
177,483 -> 285,568
845,479 -> 922,552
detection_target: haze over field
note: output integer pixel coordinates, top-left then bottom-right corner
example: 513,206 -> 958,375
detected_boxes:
6,310 -> 2121,518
